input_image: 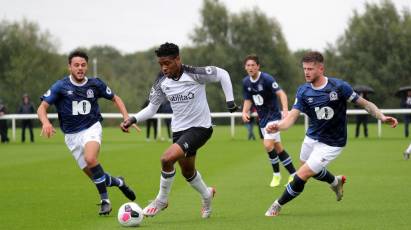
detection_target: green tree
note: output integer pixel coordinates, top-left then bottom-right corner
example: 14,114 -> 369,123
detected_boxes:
188,0 -> 299,111
327,0 -> 411,107
0,19 -> 65,112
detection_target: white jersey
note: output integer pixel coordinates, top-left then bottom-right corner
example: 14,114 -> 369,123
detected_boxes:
134,65 -> 234,132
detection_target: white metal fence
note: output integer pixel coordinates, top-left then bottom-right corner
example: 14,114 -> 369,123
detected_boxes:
1,109 -> 411,141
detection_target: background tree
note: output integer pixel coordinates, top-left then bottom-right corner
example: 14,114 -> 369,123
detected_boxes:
326,0 -> 411,107
0,20 -> 65,112
188,0 -> 299,111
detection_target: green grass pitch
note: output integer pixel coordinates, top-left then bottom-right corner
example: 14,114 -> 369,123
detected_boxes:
0,123 -> 410,229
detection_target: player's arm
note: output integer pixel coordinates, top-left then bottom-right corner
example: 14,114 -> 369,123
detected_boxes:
112,95 -> 141,133
355,97 -> 398,128
37,101 -> 56,138
276,89 -> 289,118
215,67 -> 238,112
266,108 -> 300,133
242,99 -> 252,123
120,102 -> 161,132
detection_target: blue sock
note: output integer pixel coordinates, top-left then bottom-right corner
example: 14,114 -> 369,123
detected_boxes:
278,175 -> 306,205
90,164 -> 108,200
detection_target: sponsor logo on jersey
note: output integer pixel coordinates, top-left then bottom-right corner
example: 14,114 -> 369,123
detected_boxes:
87,89 -> 94,98
168,92 -> 194,103
329,91 -> 338,101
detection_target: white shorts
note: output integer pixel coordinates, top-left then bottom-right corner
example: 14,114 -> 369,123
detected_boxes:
64,122 -> 102,169
261,120 -> 281,142
300,136 -> 343,174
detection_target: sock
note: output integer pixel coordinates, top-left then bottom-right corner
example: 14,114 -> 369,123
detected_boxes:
104,173 -> 123,187
278,150 -> 296,174
277,175 -> 306,206
406,143 -> 411,154
187,171 -> 210,199
268,149 -> 280,173
155,169 -> 176,202
313,168 -> 335,184
90,164 -> 108,200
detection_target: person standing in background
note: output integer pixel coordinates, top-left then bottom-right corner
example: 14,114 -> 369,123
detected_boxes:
0,99 -> 10,143
18,94 -> 35,143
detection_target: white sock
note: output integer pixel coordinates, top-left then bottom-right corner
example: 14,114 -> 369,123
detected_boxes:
155,170 -> 176,202
406,143 -> 411,154
273,172 -> 281,177
188,171 -> 210,199
331,177 -> 338,187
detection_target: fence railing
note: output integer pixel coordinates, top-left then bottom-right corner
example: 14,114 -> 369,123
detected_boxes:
1,109 -> 411,141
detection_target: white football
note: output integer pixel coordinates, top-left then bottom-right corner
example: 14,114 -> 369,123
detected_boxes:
117,202 -> 144,227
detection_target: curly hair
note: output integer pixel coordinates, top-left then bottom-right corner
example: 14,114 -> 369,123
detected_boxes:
68,50 -> 88,64
155,42 -> 179,57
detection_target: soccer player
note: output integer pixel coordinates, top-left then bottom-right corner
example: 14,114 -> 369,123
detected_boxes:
37,50 -> 136,215
242,55 -> 296,187
264,51 -> 398,216
121,42 -> 237,218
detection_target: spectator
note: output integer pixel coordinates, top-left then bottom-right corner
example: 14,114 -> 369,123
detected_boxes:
159,100 -> 172,140
18,94 -> 35,143
355,92 -> 369,138
143,100 -> 157,141
0,99 -> 10,143
244,106 -> 256,140
401,90 -> 411,138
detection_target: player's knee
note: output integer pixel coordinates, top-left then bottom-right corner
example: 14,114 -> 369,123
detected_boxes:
181,168 -> 195,179
160,154 -> 174,168
84,155 -> 98,167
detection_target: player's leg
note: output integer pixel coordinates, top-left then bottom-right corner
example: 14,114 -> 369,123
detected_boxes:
143,143 -> 183,217
355,116 -> 361,138
83,141 -> 112,215
263,139 -> 282,187
306,142 -> 345,201
265,163 -> 314,216
180,157 -> 215,218
274,142 -> 296,184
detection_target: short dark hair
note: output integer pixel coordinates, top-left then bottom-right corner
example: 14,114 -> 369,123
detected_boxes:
301,51 -> 324,64
243,54 -> 260,65
68,50 -> 89,64
155,42 -> 179,57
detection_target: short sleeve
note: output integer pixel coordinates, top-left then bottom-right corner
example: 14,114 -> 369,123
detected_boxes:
292,86 -> 306,113
267,75 -> 281,93
340,81 -> 359,103
242,79 -> 252,100
40,81 -> 61,105
149,77 -> 167,106
95,78 -> 115,100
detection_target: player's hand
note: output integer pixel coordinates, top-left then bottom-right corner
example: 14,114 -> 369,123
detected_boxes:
265,123 -> 280,134
40,123 -> 56,138
227,101 -> 238,113
242,112 -> 250,123
120,117 -> 137,132
382,116 -> 398,128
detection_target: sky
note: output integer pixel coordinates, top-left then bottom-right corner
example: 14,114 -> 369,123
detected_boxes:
1,0 -> 410,54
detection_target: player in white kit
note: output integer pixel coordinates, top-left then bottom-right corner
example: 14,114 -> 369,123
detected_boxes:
121,43 -> 237,219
